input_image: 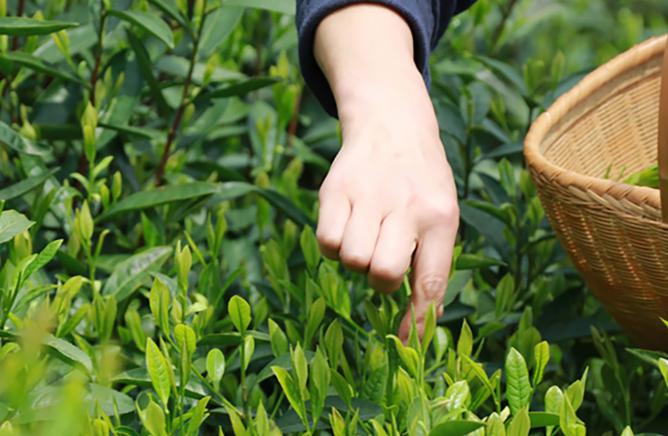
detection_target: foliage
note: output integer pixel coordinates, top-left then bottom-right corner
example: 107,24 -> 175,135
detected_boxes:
0,0 -> 666,435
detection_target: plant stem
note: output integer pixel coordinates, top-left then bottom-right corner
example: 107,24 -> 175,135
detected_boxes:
490,0 -> 519,54
10,0 -> 25,51
90,3 -> 107,106
155,0 -> 209,186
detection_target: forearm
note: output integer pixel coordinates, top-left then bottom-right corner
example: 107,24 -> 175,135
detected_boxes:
313,4 -> 436,128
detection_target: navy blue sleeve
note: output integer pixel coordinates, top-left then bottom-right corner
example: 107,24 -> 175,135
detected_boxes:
296,0 -> 477,118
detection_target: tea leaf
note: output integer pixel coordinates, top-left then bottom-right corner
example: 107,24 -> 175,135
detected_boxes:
146,338 -> 171,407
107,9 -> 174,48
533,341 -> 550,387
98,182 -> 219,221
0,121 -> 51,155
207,349 -> 225,390
0,210 -> 34,244
505,347 -> 532,415
228,295 -> 251,333
508,408 -> 530,436
149,277 -> 171,333
428,420 -> 485,436
102,246 -> 172,301
0,17 -> 78,36
0,167 -> 58,201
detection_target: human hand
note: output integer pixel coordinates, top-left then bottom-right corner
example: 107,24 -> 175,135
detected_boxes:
313,4 -> 460,342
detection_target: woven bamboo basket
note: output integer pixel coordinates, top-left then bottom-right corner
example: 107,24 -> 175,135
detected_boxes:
524,34 -> 668,351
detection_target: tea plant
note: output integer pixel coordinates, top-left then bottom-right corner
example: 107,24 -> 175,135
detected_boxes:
0,0 -> 666,435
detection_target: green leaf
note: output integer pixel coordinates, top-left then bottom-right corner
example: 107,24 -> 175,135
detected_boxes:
2,52 -> 82,83
621,427 -> 635,436
198,6 -> 244,59
505,347 -> 532,416
197,77 -> 279,101
0,122 -> 51,155
0,168 -> 58,202
107,9 -> 174,48
206,349 -> 225,390
457,319 -> 473,357
228,295 -> 251,333
533,341 -> 550,387
42,333 -> 93,375
528,412 -> 560,428
102,246 -> 172,301
455,253 -> 506,270
388,335 -> 419,378
269,319 -> 288,358
487,413 -> 506,436
0,210 -> 34,244
126,32 -> 170,116
508,408 -> 530,436
138,398 -> 168,436
23,239 -> 62,279
304,297 -> 325,346
185,396 -> 210,436
174,324 -> 197,357
271,366 -> 304,421
224,0 -> 296,14
147,0 -> 191,34
428,420 -> 486,436
146,338 -> 172,407
330,369 -> 352,408
300,226 -> 320,277
659,358 -> 668,387
446,380 -> 470,410
0,17 -> 78,36
98,182 -> 219,221
149,277 -> 171,333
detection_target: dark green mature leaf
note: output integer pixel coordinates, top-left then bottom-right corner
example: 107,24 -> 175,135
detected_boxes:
42,334 -> 93,375
98,182 -> 219,221
147,0 -> 191,34
197,77 -> 279,102
0,122 -> 51,156
455,253 -> 506,270
107,9 -> 174,48
0,210 -> 34,244
198,6 -> 244,59
0,17 -> 78,36
1,52 -> 82,83
198,331 -> 270,347
528,412 -> 560,428
101,246 -> 172,301
225,0 -> 296,14
428,420 -> 486,436
126,32 -> 170,116
0,167 -> 59,201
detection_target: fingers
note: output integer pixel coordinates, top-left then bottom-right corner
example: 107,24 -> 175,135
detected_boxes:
339,204 -> 382,274
398,223 -> 458,342
368,213 -> 416,293
316,191 -> 351,260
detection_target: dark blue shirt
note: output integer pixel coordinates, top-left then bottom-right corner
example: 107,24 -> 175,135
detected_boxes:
296,0 -> 477,117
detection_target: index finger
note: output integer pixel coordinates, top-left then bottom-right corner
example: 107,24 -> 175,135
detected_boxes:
398,225 -> 457,342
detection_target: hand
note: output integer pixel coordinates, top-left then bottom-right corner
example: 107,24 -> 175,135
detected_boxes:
313,4 -> 460,342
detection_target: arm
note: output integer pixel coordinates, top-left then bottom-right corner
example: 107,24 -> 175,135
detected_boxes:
312,4 -> 459,341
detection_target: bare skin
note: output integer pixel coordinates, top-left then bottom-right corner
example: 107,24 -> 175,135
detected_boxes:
313,3 -> 460,342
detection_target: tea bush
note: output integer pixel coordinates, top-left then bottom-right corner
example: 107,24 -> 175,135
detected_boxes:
0,0 -> 667,435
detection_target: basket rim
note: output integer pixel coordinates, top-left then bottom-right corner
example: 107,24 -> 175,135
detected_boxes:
524,34 -> 667,221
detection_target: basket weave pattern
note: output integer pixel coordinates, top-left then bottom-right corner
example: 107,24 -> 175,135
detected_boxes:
524,35 -> 668,351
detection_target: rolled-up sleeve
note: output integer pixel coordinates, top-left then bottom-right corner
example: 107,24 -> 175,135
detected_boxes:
296,0 -> 477,118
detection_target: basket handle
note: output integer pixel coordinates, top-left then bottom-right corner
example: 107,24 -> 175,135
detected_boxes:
660,37 -> 668,223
